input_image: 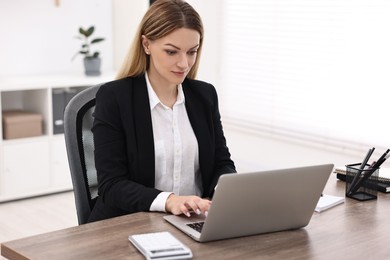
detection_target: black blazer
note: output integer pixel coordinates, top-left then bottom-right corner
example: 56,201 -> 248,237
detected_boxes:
88,75 -> 236,222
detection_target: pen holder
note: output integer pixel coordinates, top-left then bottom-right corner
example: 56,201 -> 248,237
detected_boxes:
345,163 -> 378,201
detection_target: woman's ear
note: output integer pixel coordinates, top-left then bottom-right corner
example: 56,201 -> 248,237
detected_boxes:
141,35 -> 150,55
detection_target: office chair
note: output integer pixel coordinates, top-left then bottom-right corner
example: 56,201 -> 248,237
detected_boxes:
64,84 -> 102,225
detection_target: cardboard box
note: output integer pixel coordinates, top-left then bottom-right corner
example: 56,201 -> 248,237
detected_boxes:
2,110 -> 43,139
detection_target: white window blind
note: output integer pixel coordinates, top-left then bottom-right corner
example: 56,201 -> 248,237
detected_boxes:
220,0 -> 390,151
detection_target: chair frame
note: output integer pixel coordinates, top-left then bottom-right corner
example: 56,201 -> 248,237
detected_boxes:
64,84 -> 101,225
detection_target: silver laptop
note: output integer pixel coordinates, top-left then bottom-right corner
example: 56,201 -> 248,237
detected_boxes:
164,164 -> 334,242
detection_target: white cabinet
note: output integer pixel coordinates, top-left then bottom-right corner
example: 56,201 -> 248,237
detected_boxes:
51,136 -> 72,188
2,139 -> 51,197
0,72 -> 115,202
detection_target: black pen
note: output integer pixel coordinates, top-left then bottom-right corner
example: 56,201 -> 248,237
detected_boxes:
347,147 -> 375,195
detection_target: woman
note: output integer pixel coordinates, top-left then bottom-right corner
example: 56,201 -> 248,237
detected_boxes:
88,0 -> 236,223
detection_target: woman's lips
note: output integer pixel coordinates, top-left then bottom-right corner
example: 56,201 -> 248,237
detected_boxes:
172,71 -> 186,77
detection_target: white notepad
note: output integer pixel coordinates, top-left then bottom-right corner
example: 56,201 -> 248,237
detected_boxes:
315,194 -> 344,212
128,231 -> 192,260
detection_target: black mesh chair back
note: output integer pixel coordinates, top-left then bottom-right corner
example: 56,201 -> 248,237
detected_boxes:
64,84 -> 101,225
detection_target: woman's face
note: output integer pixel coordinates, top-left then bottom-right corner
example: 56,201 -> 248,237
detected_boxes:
142,28 -> 200,88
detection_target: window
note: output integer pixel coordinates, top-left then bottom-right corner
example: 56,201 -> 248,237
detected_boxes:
220,0 -> 390,152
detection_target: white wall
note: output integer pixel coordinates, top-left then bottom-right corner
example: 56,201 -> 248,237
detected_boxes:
186,0 -> 222,88
224,126 -> 365,173
0,0 -> 113,77
112,0 -> 149,71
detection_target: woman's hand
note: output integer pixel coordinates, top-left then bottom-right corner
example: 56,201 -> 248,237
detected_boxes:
165,194 -> 211,217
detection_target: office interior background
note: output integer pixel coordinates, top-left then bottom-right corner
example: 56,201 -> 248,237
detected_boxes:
1,0 -> 390,245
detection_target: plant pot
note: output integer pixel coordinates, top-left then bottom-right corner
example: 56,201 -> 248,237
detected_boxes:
83,57 -> 101,76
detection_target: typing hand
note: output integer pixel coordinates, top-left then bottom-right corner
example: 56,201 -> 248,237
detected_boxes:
165,194 -> 211,217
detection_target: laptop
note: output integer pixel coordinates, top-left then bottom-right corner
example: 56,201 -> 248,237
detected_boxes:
164,163 -> 334,242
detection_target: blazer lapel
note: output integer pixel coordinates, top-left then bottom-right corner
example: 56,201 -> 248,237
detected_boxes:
132,76 -> 155,187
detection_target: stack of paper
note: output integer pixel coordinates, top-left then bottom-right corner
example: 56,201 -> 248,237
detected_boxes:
315,194 -> 344,213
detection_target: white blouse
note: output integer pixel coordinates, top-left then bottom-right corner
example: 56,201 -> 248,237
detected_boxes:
145,73 -> 202,212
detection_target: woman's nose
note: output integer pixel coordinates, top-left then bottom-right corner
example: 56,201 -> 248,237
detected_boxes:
177,53 -> 188,69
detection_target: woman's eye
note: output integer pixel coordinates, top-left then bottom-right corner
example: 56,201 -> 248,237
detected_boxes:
165,50 -> 177,55
188,50 -> 198,56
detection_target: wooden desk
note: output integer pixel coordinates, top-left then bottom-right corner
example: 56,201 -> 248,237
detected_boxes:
2,174 -> 390,260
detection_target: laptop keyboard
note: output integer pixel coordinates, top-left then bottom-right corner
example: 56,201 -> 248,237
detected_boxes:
186,221 -> 205,233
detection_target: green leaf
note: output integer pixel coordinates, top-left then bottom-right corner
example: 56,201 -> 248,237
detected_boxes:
85,26 -> 95,37
80,51 -> 89,54
79,27 -> 87,36
93,52 -> 100,58
91,38 -> 105,44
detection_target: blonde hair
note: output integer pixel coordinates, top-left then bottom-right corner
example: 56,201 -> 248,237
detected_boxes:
116,0 -> 204,80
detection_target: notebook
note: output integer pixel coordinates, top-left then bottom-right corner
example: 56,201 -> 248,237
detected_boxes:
334,166 -> 390,193
164,164 -> 334,242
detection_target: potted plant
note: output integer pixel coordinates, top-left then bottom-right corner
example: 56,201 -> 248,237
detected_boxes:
72,26 -> 105,76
